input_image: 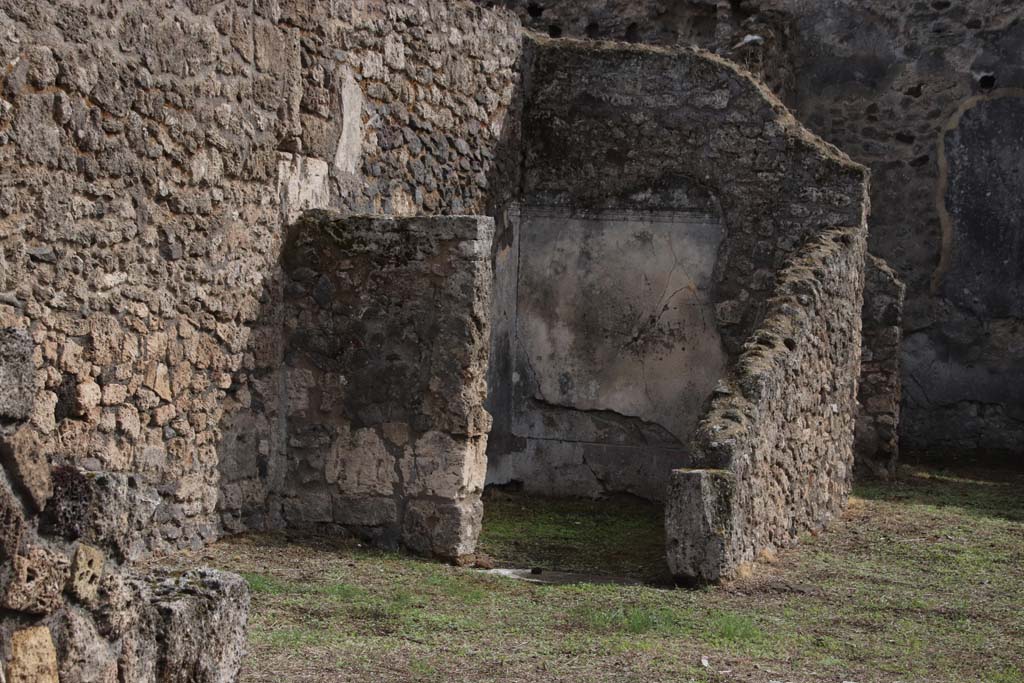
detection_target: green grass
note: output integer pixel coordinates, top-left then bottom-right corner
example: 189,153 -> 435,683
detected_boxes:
172,463 -> 1024,682
477,493 -> 669,582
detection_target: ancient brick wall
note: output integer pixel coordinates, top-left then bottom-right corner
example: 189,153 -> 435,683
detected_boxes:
276,213 -> 494,560
856,255 -> 906,479
485,35 -> 869,499
0,0 -> 520,677
666,228 -> 867,583
482,0 -> 1024,457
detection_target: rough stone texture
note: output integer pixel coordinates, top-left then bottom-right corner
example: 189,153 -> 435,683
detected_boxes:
666,228 -> 867,582
483,0 -> 1024,458
0,0 -> 520,557
489,199 -> 725,501
1,545 -> 70,614
137,570 -> 250,683
486,35 -> 869,499
856,255 -> 906,479
0,473 -> 24,563
6,625 -> 59,683
68,543 -> 105,605
0,329 -> 35,423
0,0 -> 519,676
273,213 -> 494,559
0,426 -> 51,511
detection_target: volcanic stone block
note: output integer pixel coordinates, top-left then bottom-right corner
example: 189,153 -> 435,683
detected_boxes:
0,328 -> 35,422
1,546 -> 70,614
0,475 -> 24,563
68,543 -> 105,604
6,625 -> 59,683
142,570 -> 250,683
53,609 -> 118,683
0,426 -> 52,511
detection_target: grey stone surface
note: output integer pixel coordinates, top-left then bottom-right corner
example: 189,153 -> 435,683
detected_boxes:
486,35 -> 869,501
0,0 -> 519,675
277,213 -> 495,560
488,203 -> 725,500
856,255 -> 905,478
483,0 -> 1024,457
0,329 -> 35,422
666,228 -> 867,582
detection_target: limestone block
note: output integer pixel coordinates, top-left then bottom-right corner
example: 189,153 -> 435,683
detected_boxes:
69,544 -> 105,604
401,432 -> 487,499
665,468 -> 737,583
333,496 -> 399,528
0,328 -> 35,421
326,427 -> 396,497
6,625 -> 59,683
1,546 -> 70,614
401,498 -> 483,560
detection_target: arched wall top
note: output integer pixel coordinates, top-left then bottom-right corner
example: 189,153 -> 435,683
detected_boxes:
518,34 -> 870,351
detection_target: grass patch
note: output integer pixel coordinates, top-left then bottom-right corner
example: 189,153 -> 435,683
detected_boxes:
167,463 -> 1024,682
478,492 -> 669,581
707,611 -> 762,645
570,603 -> 692,635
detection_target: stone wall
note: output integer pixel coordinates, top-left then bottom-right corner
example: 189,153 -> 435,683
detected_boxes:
0,0 -> 519,557
666,227 -> 867,583
485,35 -> 869,499
482,0 -> 1024,458
856,255 -> 906,478
0,0 -> 520,677
274,212 -> 494,560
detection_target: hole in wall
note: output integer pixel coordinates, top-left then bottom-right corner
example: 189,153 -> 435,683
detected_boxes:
548,24 -> 563,38
527,2 -> 544,18
978,74 -> 996,91
585,21 -> 601,39
624,22 -> 641,43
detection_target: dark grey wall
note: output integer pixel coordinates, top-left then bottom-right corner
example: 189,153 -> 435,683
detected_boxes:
483,0 -> 1024,457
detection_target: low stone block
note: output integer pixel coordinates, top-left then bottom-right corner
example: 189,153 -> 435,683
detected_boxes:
1,545 -> 70,614
0,426 -> 52,511
141,569 -> 250,683
401,498 -> 483,560
53,609 -> 118,683
6,625 -> 59,683
665,468 -> 737,583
